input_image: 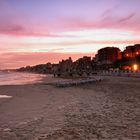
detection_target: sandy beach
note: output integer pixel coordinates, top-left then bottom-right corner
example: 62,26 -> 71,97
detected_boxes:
0,76 -> 140,140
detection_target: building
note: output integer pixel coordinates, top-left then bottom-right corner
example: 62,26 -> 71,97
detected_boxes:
58,57 -> 73,72
54,57 -> 73,77
74,56 -> 92,70
53,56 -> 93,77
123,44 -> 140,58
96,47 -> 122,64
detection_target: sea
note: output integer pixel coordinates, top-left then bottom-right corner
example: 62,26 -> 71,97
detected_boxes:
0,71 -> 46,98
0,71 -> 46,86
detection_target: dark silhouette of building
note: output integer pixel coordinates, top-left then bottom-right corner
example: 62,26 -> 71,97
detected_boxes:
96,47 -> 122,64
17,44 -> 140,74
123,44 -> 140,58
58,57 -> 73,72
54,57 -> 73,77
74,56 -> 92,70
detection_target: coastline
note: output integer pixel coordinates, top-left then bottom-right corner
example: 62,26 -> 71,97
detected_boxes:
0,76 -> 140,140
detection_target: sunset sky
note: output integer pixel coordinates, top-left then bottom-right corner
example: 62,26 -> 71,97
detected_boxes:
0,0 -> 140,69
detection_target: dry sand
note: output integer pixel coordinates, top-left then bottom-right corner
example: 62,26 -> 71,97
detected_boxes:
0,76 -> 140,140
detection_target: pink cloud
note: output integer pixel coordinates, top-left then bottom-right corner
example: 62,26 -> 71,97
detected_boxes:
0,11 -> 139,38
58,11 -> 140,33
0,22 -> 49,37
36,40 -> 140,48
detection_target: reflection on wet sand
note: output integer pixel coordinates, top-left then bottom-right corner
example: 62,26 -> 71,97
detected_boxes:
0,95 -> 12,99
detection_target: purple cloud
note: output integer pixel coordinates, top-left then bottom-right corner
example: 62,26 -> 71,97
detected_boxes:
119,13 -> 135,23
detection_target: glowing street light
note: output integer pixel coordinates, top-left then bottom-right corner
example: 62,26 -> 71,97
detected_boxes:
132,64 -> 139,71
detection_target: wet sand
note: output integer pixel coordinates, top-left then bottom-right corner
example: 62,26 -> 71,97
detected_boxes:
0,76 -> 140,140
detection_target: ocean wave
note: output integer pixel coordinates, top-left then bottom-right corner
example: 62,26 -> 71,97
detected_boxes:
0,71 -> 46,85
